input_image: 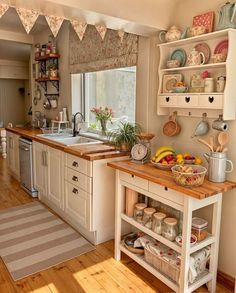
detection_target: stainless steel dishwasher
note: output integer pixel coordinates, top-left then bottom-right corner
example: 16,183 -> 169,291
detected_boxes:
19,137 -> 38,197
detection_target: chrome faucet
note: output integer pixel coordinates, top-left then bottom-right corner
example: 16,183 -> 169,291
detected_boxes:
72,112 -> 84,137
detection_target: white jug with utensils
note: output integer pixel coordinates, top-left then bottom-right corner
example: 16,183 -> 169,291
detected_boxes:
204,152 -> 233,182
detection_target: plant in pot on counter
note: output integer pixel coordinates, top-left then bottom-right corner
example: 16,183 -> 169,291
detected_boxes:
108,122 -> 141,151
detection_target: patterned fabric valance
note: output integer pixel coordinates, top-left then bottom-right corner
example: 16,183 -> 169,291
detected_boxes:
69,25 -> 139,74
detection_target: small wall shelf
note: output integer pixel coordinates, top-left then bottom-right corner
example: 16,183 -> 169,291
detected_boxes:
157,29 -> 236,120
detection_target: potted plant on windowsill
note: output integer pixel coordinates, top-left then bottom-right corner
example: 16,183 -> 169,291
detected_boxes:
108,122 -> 141,151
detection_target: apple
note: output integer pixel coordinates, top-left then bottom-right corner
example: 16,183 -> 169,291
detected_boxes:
165,155 -> 174,162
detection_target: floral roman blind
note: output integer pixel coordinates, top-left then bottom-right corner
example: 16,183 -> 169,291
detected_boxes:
69,25 -> 139,73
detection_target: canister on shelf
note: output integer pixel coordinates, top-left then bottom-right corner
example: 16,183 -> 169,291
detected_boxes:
216,76 -> 226,93
191,217 -> 208,241
143,207 -> 156,229
204,78 -> 215,93
152,212 -> 166,234
134,203 -> 147,223
162,217 -> 178,241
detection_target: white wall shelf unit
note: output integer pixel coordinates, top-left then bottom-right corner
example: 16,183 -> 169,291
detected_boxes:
157,29 -> 236,120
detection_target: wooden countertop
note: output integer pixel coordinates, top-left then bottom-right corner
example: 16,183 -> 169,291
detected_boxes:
6,127 -> 128,161
108,160 -> 236,199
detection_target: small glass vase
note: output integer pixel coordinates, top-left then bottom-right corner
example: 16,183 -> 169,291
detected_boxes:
99,119 -> 107,136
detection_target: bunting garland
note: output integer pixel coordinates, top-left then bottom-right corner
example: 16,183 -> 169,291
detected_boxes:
0,4 -> 128,40
95,24 -> 107,40
16,8 -> 39,34
70,20 -> 87,41
45,15 -> 64,37
0,3 -> 9,18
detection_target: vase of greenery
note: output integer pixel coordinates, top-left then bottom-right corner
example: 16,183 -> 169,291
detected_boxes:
90,106 -> 113,136
108,122 -> 141,151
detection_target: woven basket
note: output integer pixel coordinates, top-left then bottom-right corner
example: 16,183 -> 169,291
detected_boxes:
145,248 -> 180,283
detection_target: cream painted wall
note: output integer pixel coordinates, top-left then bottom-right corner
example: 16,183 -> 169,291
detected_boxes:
146,0 -> 236,278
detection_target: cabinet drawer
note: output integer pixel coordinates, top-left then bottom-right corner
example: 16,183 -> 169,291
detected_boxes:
148,182 -> 184,206
159,95 -> 177,107
65,167 -> 92,193
177,95 -> 198,108
65,181 -> 91,229
198,94 -> 223,109
120,171 -> 148,191
65,153 -> 92,176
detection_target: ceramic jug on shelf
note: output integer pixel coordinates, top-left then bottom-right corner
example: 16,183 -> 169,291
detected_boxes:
187,48 -> 205,66
216,2 -> 236,30
204,152 -> 233,182
159,26 -> 182,43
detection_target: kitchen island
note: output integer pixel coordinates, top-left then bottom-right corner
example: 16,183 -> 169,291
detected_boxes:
108,160 -> 236,293
0,128 -> 6,158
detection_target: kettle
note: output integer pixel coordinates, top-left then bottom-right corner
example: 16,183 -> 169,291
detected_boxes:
216,2 -> 236,30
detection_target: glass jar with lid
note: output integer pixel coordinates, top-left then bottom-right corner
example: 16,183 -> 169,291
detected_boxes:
143,207 -> 156,229
162,217 -> 178,241
134,203 -> 147,223
152,212 -> 166,234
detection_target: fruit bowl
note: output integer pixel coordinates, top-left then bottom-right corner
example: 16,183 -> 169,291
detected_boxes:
171,165 -> 207,187
150,160 -> 176,170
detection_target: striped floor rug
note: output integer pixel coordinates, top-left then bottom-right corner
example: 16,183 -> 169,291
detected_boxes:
0,201 -> 94,281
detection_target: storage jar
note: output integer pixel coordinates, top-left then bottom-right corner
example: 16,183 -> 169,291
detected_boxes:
191,217 -> 208,241
204,78 -> 214,92
162,217 -> 178,241
143,207 -> 156,229
134,203 -> 147,223
152,212 -> 166,234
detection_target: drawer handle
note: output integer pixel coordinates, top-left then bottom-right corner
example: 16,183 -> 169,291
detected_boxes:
72,161 -> 78,167
166,97 -> 170,102
72,188 -> 78,194
208,96 -> 214,103
185,96 -> 190,103
131,174 -> 134,178
72,175 -> 78,182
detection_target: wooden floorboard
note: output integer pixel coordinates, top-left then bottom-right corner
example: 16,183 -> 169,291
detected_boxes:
0,158 -> 233,293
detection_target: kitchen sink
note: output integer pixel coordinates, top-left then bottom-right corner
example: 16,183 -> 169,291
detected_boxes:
37,134 -> 102,146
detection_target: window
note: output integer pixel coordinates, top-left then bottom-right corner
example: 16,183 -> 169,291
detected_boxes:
72,66 -> 136,130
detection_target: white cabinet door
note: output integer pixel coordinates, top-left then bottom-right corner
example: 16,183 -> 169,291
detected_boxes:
47,146 -> 64,209
6,131 -> 20,180
65,181 -> 91,229
33,142 -> 47,198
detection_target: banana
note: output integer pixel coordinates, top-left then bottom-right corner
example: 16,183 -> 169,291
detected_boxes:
155,151 -> 175,163
155,146 -> 175,158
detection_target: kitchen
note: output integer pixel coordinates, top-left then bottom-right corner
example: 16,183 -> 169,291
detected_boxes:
0,0 -> 236,292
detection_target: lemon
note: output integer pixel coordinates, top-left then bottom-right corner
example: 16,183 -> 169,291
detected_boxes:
195,157 -> 202,165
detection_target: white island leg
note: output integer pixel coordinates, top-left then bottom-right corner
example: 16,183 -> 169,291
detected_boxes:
115,170 -> 122,261
0,129 -> 6,159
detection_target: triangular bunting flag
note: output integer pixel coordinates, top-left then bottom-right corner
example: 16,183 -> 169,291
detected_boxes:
118,29 -> 125,43
95,24 -> 107,40
45,15 -> 64,38
0,3 -> 9,18
16,8 -> 39,34
71,20 -> 87,41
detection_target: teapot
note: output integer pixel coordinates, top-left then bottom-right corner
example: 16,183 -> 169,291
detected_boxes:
159,26 -> 182,43
187,48 -> 205,66
216,2 -> 236,30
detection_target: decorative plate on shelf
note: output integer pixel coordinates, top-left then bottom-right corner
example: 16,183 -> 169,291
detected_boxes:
162,74 -> 183,93
170,49 -> 187,67
214,40 -> 228,55
194,42 -> 211,64
192,11 -> 214,33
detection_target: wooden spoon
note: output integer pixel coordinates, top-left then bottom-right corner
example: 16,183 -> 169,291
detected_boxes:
218,132 -> 229,152
222,147 -> 228,153
209,136 -> 215,151
197,138 -> 214,152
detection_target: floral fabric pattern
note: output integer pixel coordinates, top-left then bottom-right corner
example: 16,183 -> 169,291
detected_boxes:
70,20 -> 87,41
69,25 -> 139,74
45,15 -> 64,37
95,24 -> 107,40
16,8 -> 39,34
0,4 -> 9,18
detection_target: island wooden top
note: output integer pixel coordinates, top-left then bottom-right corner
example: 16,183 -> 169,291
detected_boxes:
6,127 -> 128,161
108,160 -> 236,199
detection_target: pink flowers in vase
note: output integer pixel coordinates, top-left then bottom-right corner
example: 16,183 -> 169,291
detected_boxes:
90,106 -> 114,135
